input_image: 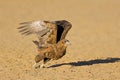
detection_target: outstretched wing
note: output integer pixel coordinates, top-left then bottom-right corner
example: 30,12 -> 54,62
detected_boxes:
18,20 -> 58,46
18,20 -> 72,45
54,20 -> 72,42
17,21 -> 50,37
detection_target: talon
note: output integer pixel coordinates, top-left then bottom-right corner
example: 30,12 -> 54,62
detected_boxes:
40,64 -> 45,68
33,63 -> 40,69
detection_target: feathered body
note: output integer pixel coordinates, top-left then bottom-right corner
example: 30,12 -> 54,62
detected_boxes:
33,39 -> 70,68
18,20 -> 72,68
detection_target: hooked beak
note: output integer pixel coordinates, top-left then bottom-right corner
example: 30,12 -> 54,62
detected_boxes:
66,41 -> 71,46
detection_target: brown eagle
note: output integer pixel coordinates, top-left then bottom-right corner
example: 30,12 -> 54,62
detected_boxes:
18,20 -> 72,68
33,39 -> 71,68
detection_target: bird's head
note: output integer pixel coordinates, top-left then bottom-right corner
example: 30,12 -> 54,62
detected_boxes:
64,39 -> 71,46
60,39 -> 71,46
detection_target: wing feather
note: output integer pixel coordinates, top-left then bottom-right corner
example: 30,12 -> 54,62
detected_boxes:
18,20 -> 72,47
18,21 -> 50,37
17,25 -> 28,29
19,21 -> 33,24
19,28 -> 29,32
54,20 -> 72,42
21,31 -> 32,35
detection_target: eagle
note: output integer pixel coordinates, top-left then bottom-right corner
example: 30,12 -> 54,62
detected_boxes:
18,20 -> 72,68
33,39 -> 71,68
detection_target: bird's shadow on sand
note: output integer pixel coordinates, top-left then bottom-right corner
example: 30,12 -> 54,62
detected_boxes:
48,58 -> 120,68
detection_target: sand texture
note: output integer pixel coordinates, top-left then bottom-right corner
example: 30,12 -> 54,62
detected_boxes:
0,0 -> 120,80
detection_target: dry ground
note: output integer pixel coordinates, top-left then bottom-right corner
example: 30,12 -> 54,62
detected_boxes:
0,0 -> 120,80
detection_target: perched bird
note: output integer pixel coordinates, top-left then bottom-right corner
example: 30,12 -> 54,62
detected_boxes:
32,39 -> 71,68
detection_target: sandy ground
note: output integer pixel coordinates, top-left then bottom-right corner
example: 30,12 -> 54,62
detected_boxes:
0,0 -> 120,80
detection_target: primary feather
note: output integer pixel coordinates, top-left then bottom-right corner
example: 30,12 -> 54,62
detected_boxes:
18,21 -> 50,36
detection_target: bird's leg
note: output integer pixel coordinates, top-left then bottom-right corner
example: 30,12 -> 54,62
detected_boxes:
40,58 -> 51,68
39,58 -> 51,68
33,54 -> 44,69
33,60 -> 45,69
44,58 -> 51,64
33,62 -> 41,69
40,63 -> 45,68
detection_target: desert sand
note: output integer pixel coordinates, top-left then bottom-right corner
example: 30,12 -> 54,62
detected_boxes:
0,0 -> 120,80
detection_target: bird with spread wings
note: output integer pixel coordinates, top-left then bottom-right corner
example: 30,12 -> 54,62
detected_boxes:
18,20 -> 72,68
18,20 -> 72,47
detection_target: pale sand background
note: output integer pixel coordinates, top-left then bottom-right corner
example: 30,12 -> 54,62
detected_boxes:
0,0 -> 120,80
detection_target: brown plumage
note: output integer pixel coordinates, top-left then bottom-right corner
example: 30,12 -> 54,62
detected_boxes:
33,39 -> 70,68
18,20 -> 72,47
17,20 -> 72,68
